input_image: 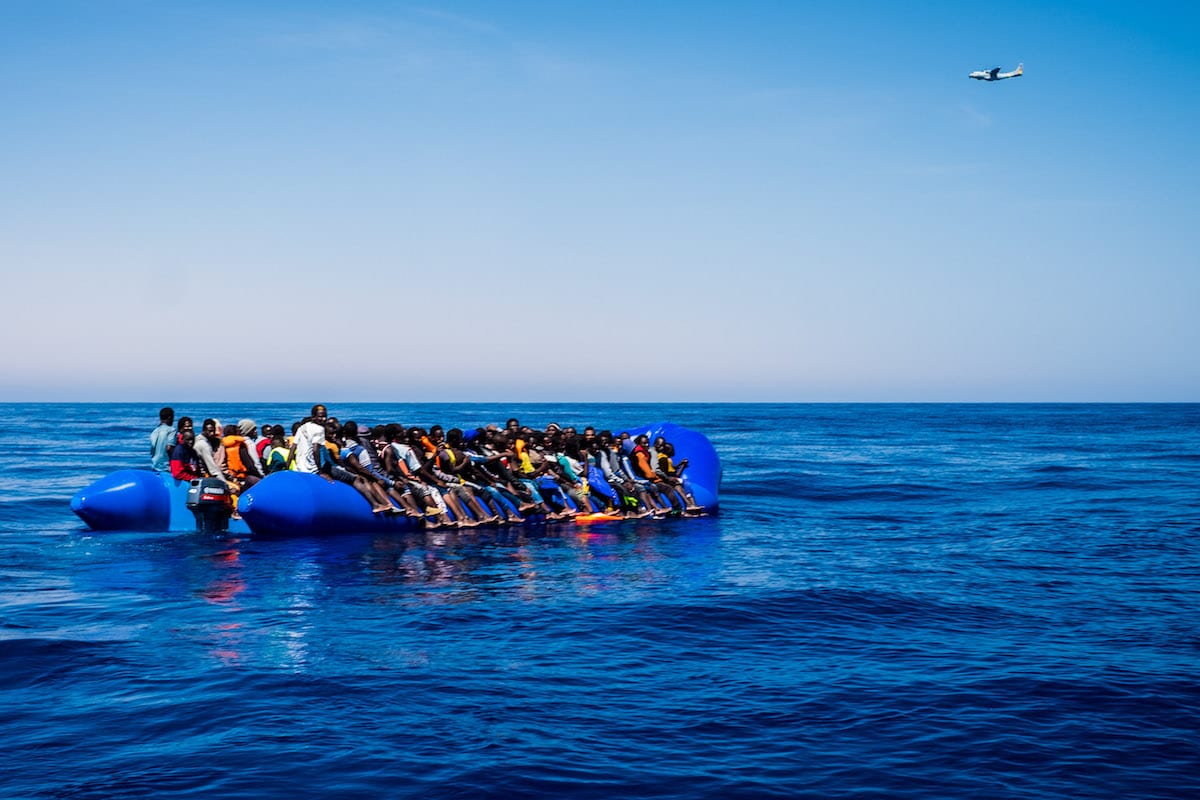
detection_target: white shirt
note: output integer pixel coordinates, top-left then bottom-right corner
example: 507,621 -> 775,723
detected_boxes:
389,442 -> 423,473
293,421 -> 326,474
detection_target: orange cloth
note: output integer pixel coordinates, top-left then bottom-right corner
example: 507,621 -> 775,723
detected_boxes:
632,447 -> 657,481
222,435 -> 248,478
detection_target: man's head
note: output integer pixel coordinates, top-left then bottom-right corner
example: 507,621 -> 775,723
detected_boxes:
201,419 -> 218,438
311,404 -> 328,422
181,431 -> 195,447
177,416 -> 193,434
342,420 -> 359,440
159,407 -> 174,425
238,419 -> 257,438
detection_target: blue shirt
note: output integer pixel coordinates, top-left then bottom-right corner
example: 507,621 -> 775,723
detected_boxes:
150,424 -> 174,472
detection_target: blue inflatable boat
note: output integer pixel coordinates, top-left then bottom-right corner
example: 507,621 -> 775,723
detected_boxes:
71,423 -> 720,536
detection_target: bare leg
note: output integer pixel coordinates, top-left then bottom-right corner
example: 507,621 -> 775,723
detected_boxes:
442,489 -> 476,527
354,477 -> 392,513
388,487 -> 423,517
465,489 -> 499,523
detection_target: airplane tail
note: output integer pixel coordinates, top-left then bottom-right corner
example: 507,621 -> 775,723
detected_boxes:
1016,63 -> 1024,76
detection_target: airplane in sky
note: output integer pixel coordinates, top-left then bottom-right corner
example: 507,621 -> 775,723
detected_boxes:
969,63 -> 1023,81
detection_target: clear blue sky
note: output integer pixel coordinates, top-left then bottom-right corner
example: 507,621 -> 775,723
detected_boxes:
2,0 -> 1197,401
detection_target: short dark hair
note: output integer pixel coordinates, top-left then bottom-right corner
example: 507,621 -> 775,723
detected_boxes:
159,407 -> 174,423
177,416 -> 192,431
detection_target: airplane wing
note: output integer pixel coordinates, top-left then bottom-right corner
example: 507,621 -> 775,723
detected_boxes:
988,67 -> 1000,79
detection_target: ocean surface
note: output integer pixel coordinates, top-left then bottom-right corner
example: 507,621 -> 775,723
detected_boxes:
2,402 -> 1198,799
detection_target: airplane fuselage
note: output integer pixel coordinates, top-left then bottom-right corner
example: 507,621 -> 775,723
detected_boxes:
969,64 -> 1023,81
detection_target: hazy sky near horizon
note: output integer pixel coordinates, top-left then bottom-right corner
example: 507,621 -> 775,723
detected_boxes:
2,0 -> 1197,401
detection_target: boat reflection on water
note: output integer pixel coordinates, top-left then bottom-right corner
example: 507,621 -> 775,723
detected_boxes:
354,517 -> 723,606
70,519 -> 722,672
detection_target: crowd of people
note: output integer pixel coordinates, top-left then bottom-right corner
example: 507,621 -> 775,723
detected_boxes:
150,406 -> 706,527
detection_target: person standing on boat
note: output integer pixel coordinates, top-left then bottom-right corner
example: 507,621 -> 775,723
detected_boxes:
290,404 -> 328,474
150,407 -> 175,472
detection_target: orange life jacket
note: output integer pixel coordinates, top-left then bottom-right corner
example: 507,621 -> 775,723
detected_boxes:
632,446 -> 657,481
222,435 -> 248,478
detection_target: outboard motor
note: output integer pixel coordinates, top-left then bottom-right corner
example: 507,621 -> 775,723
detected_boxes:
185,478 -> 234,533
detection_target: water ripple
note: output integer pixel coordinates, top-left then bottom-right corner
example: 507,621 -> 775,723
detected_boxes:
1,403 -> 1198,799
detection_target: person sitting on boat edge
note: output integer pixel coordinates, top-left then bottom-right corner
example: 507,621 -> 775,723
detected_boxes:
250,421 -> 272,461
290,405 -> 328,475
344,422 -> 426,518
406,427 -> 483,525
630,434 -> 701,516
175,416 -> 193,447
657,441 -> 703,513
238,419 -> 266,475
221,423 -> 263,490
322,421 -> 396,515
194,418 -> 229,486
618,435 -> 672,516
441,428 -> 531,523
590,430 -> 650,518
427,426 -> 507,525
262,427 -> 291,473
380,424 -> 455,528
150,407 -> 175,472
170,430 -> 202,481
365,425 -> 427,520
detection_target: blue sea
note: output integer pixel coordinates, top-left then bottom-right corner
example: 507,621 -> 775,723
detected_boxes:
2,403 -> 1198,799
